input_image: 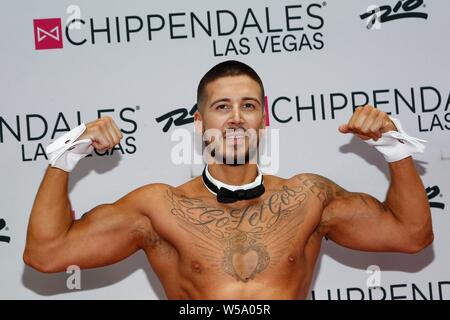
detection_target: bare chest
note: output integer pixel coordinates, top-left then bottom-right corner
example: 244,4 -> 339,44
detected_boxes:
153,184 -> 322,282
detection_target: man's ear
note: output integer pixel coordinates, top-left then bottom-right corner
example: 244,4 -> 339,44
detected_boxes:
194,111 -> 203,135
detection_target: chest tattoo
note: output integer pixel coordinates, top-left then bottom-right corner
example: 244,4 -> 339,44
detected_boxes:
166,183 -> 312,282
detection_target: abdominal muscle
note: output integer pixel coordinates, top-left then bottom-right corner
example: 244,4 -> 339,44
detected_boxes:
147,237 -> 322,300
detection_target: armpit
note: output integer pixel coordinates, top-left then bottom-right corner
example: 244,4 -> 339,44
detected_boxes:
131,215 -> 161,249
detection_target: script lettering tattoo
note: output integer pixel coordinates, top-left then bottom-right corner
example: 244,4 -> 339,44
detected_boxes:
166,184 -> 309,282
297,174 -> 347,239
299,174 -> 338,207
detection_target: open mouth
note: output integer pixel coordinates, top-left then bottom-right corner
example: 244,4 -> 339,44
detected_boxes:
225,130 -> 246,144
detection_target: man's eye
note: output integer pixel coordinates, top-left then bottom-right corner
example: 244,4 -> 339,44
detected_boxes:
242,103 -> 255,110
216,104 -> 229,110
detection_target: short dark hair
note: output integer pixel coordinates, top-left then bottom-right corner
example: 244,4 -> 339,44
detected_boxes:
196,60 -> 265,112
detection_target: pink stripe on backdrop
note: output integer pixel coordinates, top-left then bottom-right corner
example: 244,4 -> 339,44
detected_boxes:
264,96 -> 270,126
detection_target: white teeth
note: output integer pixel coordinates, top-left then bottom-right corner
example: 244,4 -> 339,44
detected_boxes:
225,130 -> 246,139
226,133 -> 245,139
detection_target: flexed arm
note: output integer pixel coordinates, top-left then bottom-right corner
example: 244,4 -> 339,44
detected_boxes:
310,105 -> 433,253
24,117 -> 157,272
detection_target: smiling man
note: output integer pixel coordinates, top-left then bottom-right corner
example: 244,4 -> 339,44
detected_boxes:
24,60 -> 433,299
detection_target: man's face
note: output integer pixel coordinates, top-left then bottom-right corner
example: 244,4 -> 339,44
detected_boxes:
195,75 -> 265,165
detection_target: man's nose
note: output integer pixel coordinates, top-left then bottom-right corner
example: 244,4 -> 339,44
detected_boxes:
228,105 -> 244,126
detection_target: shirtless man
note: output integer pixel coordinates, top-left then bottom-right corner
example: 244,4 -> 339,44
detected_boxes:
24,60 -> 433,299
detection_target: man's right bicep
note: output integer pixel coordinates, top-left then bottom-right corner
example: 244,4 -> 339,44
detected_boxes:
49,198 -> 152,272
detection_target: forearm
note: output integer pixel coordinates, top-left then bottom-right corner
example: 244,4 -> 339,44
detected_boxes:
26,166 -> 74,245
385,157 -> 432,232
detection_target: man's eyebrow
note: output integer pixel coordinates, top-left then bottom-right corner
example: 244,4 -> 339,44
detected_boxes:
209,97 -> 261,108
209,98 -> 230,108
242,97 -> 261,105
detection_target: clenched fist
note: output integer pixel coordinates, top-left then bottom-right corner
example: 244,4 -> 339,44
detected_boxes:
77,116 -> 123,152
338,105 -> 397,141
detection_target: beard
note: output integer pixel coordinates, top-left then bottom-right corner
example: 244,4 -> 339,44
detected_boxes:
202,127 -> 261,165
205,138 -> 259,165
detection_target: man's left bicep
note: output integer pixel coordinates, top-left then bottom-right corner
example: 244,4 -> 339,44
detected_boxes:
320,191 -> 417,252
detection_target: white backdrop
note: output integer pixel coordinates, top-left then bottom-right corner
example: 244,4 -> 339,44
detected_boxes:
0,0 -> 449,299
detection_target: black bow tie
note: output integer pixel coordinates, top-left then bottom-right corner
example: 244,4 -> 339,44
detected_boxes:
216,184 -> 265,203
202,168 -> 265,203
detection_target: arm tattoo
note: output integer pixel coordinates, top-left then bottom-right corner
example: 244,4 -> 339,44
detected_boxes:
298,174 -> 345,208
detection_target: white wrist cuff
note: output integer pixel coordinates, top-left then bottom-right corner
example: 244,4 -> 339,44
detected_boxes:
45,124 -> 93,172
365,117 -> 427,162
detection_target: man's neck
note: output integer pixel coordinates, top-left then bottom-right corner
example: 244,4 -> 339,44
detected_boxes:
207,163 -> 259,186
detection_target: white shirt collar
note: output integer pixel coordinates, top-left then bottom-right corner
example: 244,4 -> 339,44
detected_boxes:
204,164 -> 263,195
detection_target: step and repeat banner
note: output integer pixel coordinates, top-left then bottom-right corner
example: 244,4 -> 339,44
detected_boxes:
0,0 -> 449,299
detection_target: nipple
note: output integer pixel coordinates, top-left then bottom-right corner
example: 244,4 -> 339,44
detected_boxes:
192,261 -> 202,273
